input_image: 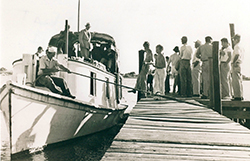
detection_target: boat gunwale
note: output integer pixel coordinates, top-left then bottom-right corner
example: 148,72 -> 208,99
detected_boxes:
5,82 -> 127,114
11,57 -> 116,77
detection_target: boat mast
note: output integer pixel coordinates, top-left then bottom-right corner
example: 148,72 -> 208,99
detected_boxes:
77,0 -> 80,56
78,0 -> 80,33
65,20 -> 69,56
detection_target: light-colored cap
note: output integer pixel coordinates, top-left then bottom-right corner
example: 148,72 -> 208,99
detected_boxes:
47,46 -> 57,53
233,34 -> 241,40
194,40 -> 201,45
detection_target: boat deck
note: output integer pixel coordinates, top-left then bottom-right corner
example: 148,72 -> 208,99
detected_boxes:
101,97 -> 250,161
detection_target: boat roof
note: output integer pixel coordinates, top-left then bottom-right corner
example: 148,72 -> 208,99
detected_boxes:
90,32 -> 116,47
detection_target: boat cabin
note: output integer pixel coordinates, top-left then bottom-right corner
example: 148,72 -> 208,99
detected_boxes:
11,32 -> 123,109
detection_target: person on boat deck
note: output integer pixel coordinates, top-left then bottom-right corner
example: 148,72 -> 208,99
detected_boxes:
100,44 -> 116,73
37,46 -> 75,99
79,23 -> 91,59
34,46 -> 44,59
91,43 -> 105,62
34,46 -> 44,77
57,25 -> 77,58
128,41 -> 153,96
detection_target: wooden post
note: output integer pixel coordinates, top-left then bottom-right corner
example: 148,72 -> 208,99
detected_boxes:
65,20 -> 69,55
229,24 -> 235,49
137,50 -> 145,101
209,57 -> 214,108
212,41 -> 222,114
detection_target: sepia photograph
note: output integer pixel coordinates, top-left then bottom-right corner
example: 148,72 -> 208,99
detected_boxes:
1,0 -> 250,160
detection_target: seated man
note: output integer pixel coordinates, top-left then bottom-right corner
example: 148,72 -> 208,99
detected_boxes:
37,46 -> 75,99
91,43 -> 104,62
100,44 -> 116,72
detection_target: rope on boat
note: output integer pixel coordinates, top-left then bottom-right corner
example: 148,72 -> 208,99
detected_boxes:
26,70 -> 205,107
70,71 -> 206,107
70,71 -> 148,93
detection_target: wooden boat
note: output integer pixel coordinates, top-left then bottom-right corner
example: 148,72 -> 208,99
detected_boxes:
0,26 -> 128,155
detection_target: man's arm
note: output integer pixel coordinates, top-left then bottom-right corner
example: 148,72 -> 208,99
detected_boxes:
41,68 -> 59,74
232,54 -> 239,64
196,47 -> 201,59
226,51 -> 232,64
59,64 -> 71,73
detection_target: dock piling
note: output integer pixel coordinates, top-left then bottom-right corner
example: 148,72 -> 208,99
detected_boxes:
137,50 -> 145,101
212,41 -> 222,114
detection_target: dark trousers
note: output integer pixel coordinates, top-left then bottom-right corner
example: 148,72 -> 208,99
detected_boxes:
38,75 -> 71,96
179,60 -> 192,96
147,74 -> 153,92
165,74 -> 170,94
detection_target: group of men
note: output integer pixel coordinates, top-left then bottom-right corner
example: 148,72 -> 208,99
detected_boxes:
167,34 -> 244,101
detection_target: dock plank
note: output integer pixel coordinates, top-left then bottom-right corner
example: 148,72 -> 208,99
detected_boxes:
101,98 -> 250,160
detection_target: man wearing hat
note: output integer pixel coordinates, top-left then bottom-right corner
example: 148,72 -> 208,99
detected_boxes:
220,38 -> 232,99
79,23 -> 91,59
196,36 -> 213,99
37,46 -> 75,99
167,46 -> 180,93
192,40 -> 201,97
231,34 -> 244,101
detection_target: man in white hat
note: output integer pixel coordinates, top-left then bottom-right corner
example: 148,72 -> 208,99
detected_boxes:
37,46 -> 75,98
196,36 -> 213,99
192,40 -> 201,97
79,23 -> 91,59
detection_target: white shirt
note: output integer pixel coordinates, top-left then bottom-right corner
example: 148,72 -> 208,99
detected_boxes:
192,48 -> 200,63
220,46 -> 232,62
180,44 -> 192,60
232,42 -> 244,64
38,55 -> 61,75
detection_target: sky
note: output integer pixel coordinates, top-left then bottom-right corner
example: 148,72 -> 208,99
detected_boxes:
1,0 -> 250,76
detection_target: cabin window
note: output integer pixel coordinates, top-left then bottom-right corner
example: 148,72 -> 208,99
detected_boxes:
90,72 -> 96,96
106,77 -> 110,99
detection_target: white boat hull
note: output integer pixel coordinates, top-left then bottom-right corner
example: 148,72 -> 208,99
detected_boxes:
0,83 -> 127,154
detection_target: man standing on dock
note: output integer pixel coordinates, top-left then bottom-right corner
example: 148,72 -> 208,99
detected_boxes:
231,34 -> 244,101
196,36 -> 213,99
220,38 -> 232,99
152,44 -> 166,95
192,40 -> 201,97
179,36 -> 193,97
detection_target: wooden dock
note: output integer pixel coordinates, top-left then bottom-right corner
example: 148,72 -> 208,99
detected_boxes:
101,97 -> 250,161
